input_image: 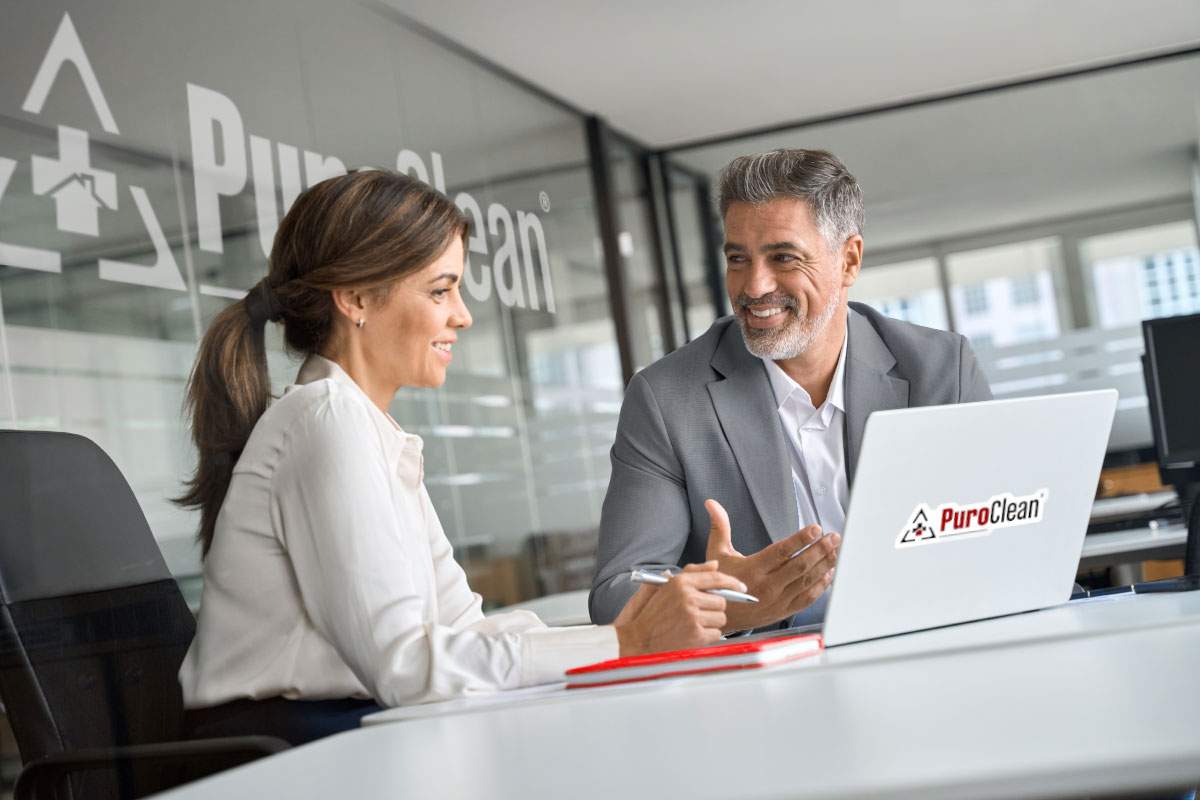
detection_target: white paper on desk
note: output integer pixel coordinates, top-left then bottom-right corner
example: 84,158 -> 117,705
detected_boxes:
361,682 -> 567,726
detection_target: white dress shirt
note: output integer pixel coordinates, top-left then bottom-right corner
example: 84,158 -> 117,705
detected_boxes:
180,355 -> 616,709
761,326 -> 850,539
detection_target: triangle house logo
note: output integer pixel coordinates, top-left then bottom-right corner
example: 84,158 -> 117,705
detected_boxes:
896,504 -> 937,547
0,12 -> 187,290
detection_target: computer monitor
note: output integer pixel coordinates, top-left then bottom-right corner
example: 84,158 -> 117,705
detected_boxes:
1142,312 -> 1200,575
1143,312 -> 1200,478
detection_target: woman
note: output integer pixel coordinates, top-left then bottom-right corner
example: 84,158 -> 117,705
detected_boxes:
177,170 -> 743,743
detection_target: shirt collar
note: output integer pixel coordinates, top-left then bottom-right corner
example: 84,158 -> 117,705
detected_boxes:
294,354 -> 414,438
761,323 -> 849,415
293,354 -> 425,485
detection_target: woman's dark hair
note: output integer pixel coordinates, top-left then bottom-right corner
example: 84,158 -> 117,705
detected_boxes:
177,170 -> 468,555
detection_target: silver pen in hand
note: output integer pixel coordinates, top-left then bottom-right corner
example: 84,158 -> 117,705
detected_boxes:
629,567 -> 759,603
788,532 -> 831,560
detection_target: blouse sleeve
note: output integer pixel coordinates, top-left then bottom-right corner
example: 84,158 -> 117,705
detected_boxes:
271,387 -> 616,706
418,483 -> 486,629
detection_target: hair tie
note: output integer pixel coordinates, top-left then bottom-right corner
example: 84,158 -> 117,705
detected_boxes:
244,279 -> 284,327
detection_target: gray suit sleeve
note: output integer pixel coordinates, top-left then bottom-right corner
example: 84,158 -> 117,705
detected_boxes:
589,372 -> 691,624
959,335 -> 993,402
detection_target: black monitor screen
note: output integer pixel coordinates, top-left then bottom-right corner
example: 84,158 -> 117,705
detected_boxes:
1143,313 -> 1200,468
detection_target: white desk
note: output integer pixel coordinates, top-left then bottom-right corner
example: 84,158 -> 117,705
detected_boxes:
489,588 -> 591,627
153,592 -> 1200,800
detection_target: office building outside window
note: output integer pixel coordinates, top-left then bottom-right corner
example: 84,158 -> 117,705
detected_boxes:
848,257 -> 949,330
1011,274 -> 1041,306
963,284 -> 991,316
947,238 -> 1065,348
1082,220 -> 1200,328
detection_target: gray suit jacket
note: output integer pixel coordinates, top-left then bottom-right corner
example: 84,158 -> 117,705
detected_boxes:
589,302 -> 993,626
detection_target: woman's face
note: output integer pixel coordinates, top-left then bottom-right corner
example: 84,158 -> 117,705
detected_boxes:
365,236 -> 472,389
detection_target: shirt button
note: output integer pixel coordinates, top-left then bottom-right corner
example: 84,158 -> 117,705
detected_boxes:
817,485 -> 827,496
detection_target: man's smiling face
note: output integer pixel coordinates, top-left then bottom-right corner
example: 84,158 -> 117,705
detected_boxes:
723,197 -> 859,361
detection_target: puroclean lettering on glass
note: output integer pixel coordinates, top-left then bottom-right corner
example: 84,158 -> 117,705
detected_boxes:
3,12 -> 557,313
188,83 -> 556,312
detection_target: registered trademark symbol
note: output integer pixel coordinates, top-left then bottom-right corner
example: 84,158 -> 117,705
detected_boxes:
538,191 -> 551,213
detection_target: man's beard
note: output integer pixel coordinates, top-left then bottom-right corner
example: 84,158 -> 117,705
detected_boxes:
735,290 -> 840,360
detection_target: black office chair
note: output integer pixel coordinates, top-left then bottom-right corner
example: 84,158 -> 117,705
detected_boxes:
0,430 -> 288,799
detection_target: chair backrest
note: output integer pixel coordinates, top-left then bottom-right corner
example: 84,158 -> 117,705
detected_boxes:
0,431 -> 195,795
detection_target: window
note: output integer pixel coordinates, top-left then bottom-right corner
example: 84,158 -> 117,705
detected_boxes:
947,238 -> 1064,347
1011,274 -> 1041,306
1082,221 -> 1200,328
848,257 -> 948,330
963,284 -> 990,315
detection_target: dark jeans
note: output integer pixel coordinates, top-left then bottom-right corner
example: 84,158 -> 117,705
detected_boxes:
185,697 -> 383,746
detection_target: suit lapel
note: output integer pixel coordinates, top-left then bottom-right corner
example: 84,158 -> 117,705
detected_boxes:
707,322 -> 799,542
843,308 -> 909,486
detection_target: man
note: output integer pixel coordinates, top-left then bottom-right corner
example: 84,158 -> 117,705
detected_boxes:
589,148 -> 992,632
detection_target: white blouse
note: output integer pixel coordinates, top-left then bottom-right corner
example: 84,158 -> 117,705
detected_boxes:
179,355 -> 617,708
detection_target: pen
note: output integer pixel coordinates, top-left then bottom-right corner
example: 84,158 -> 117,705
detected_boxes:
629,568 -> 759,603
788,532 -> 830,560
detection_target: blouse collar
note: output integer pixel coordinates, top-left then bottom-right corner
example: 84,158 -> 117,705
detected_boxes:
293,354 -> 425,484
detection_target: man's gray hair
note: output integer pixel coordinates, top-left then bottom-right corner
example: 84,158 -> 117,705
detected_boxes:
717,149 -> 864,246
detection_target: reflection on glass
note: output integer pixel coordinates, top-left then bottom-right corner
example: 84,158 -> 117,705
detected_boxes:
849,257 -> 947,329
1082,220 -> 1200,328
946,238 -> 1064,349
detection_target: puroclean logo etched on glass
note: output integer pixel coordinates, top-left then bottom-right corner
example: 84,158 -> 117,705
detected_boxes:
895,489 -> 1048,549
2,12 -> 556,312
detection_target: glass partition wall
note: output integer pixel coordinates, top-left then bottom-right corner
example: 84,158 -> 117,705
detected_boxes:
0,0 -> 674,608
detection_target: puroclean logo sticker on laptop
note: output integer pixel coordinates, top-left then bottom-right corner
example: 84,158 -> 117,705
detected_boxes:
895,489 -> 1048,549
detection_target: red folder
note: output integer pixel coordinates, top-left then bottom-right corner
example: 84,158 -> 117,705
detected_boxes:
565,632 -> 823,689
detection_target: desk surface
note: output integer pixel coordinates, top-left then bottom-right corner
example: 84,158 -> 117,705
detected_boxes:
154,592 -> 1200,800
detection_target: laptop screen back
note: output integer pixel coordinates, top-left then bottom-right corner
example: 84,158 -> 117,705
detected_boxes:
822,390 -> 1117,647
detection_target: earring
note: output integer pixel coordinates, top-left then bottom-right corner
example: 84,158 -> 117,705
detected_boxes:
356,318 -> 366,329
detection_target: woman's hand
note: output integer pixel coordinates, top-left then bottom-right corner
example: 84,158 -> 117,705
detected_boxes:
611,561 -> 747,657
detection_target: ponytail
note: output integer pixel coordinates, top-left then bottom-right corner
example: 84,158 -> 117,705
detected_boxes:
177,169 -> 467,557
176,282 -> 279,555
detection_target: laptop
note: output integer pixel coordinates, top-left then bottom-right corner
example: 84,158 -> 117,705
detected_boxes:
818,389 -> 1118,647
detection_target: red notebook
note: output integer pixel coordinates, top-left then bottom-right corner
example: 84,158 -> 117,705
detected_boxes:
565,632 -> 823,689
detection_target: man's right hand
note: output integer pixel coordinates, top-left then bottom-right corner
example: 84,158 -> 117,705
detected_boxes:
704,498 -> 839,633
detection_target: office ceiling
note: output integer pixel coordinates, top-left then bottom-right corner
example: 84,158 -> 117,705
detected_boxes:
391,0 -> 1200,148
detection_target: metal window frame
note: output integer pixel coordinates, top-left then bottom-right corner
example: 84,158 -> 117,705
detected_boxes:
585,115 -> 636,385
